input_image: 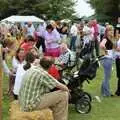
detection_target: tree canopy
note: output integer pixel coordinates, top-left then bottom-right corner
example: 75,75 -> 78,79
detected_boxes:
87,0 -> 120,24
0,0 -> 77,20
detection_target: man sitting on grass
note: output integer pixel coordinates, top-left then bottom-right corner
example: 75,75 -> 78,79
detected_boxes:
19,57 -> 69,120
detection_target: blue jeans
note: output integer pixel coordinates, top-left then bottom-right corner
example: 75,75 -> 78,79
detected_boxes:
70,36 -> 77,51
101,58 -> 113,96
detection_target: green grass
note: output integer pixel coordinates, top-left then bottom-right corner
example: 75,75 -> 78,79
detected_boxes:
3,64 -> 120,120
69,65 -> 119,120
3,75 -> 10,120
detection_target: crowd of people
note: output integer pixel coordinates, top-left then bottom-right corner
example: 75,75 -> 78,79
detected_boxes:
0,17 -> 120,120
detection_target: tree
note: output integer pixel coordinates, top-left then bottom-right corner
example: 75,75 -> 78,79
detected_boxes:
0,0 -> 77,20
44,0 -> 76,20
87,0 -> 120,24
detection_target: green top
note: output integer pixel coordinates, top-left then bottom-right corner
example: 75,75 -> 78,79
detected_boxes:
19,66 -> 58,112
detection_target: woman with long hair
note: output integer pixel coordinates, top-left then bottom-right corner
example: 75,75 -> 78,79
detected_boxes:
8,48 -> 25,95
13,52 -> 36,99
100,25 -> 114,97
12,48 -> 25,72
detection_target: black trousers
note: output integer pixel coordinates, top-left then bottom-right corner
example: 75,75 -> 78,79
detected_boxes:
94,40 -> 99,57
13,94 -> 18,100
100,34 -> 104,42
115,58 -> 120,95
36,36 -> 46,53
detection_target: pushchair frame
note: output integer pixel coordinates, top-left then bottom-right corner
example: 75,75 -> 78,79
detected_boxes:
58,56 -> 103,114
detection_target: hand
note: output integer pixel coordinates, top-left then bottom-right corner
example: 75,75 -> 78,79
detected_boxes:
47,39 -> 52,44
105,50 -> 108,55
3,47 -> 9,53
68,89 -> 71,99
9,71 -> 15,76
116,47 -> 120,52
33,59 -> 40,66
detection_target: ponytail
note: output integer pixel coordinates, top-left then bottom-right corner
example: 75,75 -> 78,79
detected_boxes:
23,62 -> 31,71
23,52 -> 35,71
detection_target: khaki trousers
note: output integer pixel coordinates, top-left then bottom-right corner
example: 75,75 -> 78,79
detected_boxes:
36,90 -> 68,120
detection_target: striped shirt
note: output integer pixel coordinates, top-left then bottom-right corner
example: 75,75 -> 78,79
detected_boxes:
19,66 -> 57,112
58,49 -> 75,65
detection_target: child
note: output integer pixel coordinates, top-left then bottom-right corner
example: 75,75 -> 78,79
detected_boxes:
44,56 -> 60,80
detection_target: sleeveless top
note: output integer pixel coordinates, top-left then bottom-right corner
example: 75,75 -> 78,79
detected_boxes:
105,37 -> 113,50
105,37 -> 113,58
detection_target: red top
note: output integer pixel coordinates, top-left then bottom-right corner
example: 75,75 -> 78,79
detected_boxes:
20,42 -> 33,54
48,64 -> 60,80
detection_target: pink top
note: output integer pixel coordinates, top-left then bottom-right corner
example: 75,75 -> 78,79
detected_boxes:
44,29 -> 60,49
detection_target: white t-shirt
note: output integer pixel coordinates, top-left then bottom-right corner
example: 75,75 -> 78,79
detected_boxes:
115,39 -> 120,57
26,24 -> 35,36
83,25 -> 94,44
13,64 -> 26,95
12,56 -> 25,72
70,25 -> 78,36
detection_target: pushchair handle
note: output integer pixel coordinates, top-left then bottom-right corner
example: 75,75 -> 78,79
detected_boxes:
96,55 -> 105,61
55,62 -> 76,71
87,80 -> 90,84
97,55 -> 104,59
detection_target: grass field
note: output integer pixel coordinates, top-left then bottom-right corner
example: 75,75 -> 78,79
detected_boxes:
3,64 -> 120,120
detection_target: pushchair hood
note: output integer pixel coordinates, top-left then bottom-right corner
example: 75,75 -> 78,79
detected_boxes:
78,58 -> 99,80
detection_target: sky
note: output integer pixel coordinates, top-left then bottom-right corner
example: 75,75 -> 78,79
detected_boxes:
74,0 -> 95,17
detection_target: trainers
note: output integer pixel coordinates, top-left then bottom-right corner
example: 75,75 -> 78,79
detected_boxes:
115,93 -> 120,96
110,94 -> 114,97
94,96 -> 101,102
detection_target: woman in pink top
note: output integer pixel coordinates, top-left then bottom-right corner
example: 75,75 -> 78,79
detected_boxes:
44,24 -> 61,57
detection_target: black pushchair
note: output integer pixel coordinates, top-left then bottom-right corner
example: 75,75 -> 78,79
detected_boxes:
59,56 -> 100,114
79,41 -> 94,59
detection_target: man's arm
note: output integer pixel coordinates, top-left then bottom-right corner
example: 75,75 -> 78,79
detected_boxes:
43,69 -> 69,92
56,81 -> 69,92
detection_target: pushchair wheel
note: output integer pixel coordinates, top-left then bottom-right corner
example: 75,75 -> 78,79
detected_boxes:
82,92 -> 92,102
75,99 -> 91,114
